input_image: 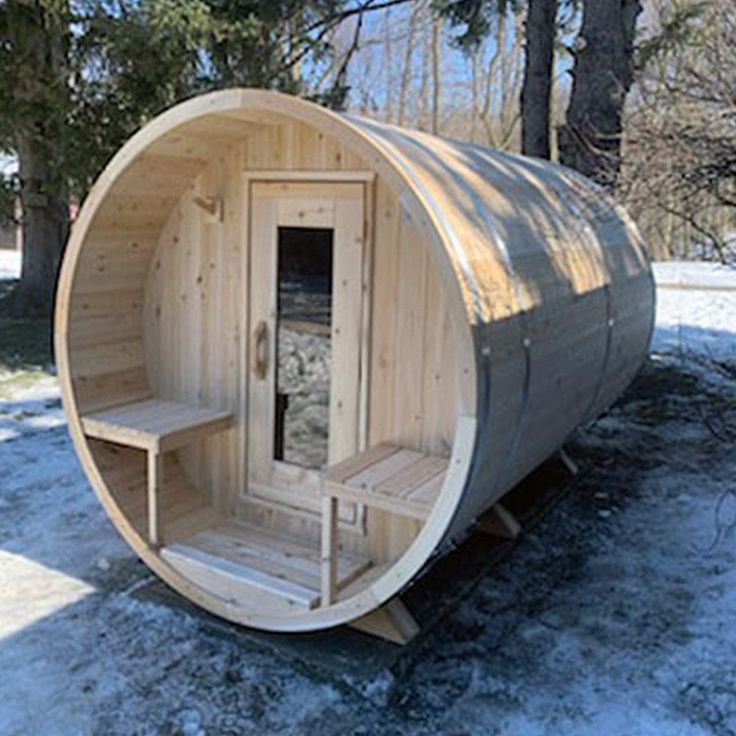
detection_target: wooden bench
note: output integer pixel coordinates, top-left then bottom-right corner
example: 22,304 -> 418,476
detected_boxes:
81,398 -> 233,546
320,444 -> 448,604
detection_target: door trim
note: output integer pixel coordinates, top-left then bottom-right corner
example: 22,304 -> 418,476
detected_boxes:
243,170 -> 375,185
240,173 -> 374,532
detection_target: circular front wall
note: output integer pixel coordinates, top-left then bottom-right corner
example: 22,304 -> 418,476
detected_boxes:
55,89 -> 478,631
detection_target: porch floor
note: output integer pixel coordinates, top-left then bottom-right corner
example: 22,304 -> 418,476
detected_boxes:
162,521 -> 372,610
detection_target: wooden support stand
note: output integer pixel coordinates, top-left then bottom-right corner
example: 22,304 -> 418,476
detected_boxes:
476,501 -> 521,540
559,447 -> 579,477
349,597 -> 420,645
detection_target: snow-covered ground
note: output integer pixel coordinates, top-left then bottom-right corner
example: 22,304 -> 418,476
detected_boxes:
653,262 -> 736,360
1,262 -> 735,735
0,249 -> 21,281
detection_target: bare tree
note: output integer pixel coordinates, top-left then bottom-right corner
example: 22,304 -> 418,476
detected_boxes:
621,0 -> 736,262
397,0 -> 422,126
431,10 -> 441,134
558,0 -> 643,186
521,0 -> 558,158
383,7 -> 394,122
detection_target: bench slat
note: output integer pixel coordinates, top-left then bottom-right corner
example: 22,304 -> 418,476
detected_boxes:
323,444 -> 449,520
81,398 -> 233,452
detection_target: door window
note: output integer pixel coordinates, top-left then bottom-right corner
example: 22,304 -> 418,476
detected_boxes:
274,227 -> 334,470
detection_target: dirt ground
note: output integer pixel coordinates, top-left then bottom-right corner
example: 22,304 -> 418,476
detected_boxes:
1,272 -> 736,735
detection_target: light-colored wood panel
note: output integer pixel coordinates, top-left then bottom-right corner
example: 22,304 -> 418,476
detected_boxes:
72,339 -> 145,378
68,310 -> 142,348
70,289 -> 144,321
392,209 -> 429,449
73,367 -> 151,414
92,193 -> 178,231
162,521 -> 371,609
81,398 -> 233,453
329,190 -> 364,464
368,180 -> 401,446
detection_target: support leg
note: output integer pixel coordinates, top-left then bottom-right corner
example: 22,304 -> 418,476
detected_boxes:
147,449 -> 163,547
321,494 -> 338,606
349,597 -> 420,645
477,501 -> 521,540
559,447 -> 579,476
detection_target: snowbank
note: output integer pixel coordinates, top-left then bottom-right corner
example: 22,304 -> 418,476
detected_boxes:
652,261 -> 736,360
653,261 -> 736,291
0,249 -> 21,281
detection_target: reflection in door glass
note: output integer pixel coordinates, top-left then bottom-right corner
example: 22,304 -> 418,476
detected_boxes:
274,227 -> 333,469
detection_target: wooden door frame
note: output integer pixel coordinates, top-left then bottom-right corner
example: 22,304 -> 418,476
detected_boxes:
239,170 -> 375,530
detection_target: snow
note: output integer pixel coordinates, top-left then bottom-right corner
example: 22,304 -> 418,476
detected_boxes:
0,262 -> 735,734
0,249 -> 21,281
653,261 -> 736,290
653,260 -> 736,361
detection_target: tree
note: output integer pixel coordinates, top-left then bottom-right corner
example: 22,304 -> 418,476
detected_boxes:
439,0 -> 562,158
520,0 -> 557,158
558,0 -> 642,186
620,1 -> 734,262
1,0 -> 387,317
0,1 -> 71,316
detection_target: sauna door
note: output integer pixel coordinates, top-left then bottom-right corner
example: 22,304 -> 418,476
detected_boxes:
247,181 -> 366,515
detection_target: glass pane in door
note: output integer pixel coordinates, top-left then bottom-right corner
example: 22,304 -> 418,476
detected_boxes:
274,227 -> 333,469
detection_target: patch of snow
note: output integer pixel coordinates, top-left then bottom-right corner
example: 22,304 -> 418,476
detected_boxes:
652,260 -> 736,360
653,260 -> 736,290
0,249 -> 21,280
0,374 -> 65,441
0,551 -> 94,638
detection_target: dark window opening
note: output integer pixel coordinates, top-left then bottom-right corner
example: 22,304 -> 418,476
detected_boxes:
273,227 -> 334,470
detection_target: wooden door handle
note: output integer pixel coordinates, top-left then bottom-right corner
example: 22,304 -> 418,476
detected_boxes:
253,320 -> 269,380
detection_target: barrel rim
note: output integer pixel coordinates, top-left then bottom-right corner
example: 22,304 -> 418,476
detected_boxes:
54,88 -> 479,631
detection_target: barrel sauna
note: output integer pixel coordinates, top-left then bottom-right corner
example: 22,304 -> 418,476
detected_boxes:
55,89 -> 655,636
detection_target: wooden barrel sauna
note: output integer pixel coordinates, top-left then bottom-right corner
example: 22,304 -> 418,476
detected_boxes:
55,89 -> 655,635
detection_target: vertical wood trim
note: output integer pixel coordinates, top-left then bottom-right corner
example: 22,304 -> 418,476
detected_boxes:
358,180 -> 375,453
320,494 -> 339,605
247,193 -> 278,487
238,169 -> 251,501
147,449 -> 163,546
392,208 -> 428,449
329,190 -> 364,465
368,179 -> 401,446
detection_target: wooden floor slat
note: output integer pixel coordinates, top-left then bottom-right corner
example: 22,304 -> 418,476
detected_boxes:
162,521 -> 372,609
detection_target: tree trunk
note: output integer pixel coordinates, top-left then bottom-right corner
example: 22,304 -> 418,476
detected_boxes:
397,2 -> 421,127
384,9 -> 394,124
15,131 -> 69,316
431,13 -> 441,135
5,0 -> 70,317
521,0 -> 558,159
558,0 -> 642,187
